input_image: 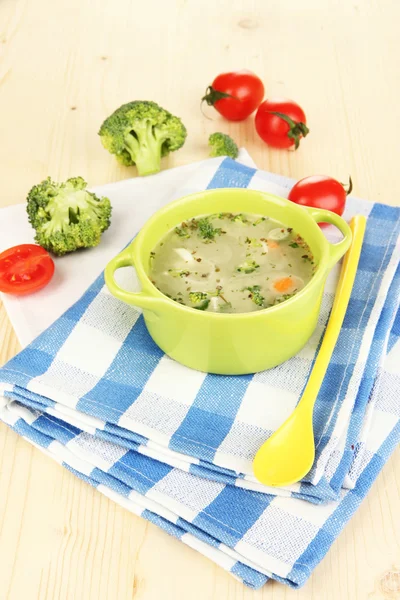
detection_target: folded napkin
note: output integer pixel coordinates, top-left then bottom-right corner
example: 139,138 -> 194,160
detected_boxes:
1,155 -> 399,589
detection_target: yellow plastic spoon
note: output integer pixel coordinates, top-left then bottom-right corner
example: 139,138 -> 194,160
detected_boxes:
253,215 -> 366,487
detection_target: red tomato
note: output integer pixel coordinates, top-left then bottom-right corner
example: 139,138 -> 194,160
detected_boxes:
0,244 -> 55,295
288,175 -> 352,219
255,98 -> 309,149
202,70 -> 264,121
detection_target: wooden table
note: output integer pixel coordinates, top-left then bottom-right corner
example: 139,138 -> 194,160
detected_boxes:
1,1 -> 399,598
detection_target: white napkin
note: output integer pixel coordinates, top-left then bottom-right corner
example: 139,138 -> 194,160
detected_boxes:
0,150 -> 256,346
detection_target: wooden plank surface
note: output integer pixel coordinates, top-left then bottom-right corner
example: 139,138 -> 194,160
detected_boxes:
0,0 -> 399,598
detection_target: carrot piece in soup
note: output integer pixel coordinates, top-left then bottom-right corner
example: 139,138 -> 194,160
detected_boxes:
273,277 -> 293,293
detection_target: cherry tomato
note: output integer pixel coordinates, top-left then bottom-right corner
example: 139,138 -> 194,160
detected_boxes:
288,175 -> 352,224
0,244 -> 55,295
255,98 -> 309,149
202,70 -> 264,121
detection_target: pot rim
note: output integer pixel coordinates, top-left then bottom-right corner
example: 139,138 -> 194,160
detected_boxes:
113,188 -> 351,320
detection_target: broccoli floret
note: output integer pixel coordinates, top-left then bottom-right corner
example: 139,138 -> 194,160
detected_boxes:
236,259 -> 260,274
208,132 -> 239,159
98,101 -> 187,176
244,285 -> 265,307
197,217 -> 222,241
26,177 -> 111,256
188,291 -> 210,310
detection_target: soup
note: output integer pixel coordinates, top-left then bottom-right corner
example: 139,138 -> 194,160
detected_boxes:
149,212 -> 315,313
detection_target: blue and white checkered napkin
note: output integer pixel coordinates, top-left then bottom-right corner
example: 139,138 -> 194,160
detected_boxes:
1,157 -> 399,589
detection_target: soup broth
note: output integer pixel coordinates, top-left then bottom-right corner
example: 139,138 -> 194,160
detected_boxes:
149,212 -> 315,313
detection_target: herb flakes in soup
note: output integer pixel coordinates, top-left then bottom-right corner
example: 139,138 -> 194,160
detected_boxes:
150,213 -> 315,313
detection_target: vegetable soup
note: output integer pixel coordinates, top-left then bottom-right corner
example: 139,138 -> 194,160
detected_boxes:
149,212 -> 315,313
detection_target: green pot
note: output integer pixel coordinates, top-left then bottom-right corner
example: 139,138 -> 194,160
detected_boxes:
105,188 -> 352,375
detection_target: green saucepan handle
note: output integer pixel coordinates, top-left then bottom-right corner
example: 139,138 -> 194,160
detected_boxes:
104,246 -> 169,312
304,207 -> 353,269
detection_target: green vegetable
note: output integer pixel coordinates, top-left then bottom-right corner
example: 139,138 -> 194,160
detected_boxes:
168,269 -> 190,278
245,237 -> 262,248
231,213 -> 248,224
289,241 -> 299,248
99,101 -> 187,176
27,177 -> 111,256
188,291 -> 210,310
236,259 -> 260,274
197,217 -> 222,241
175,226 -> 190,238
253,217 -> 266,226
274,292 -> 296,305
208,132 -> 239,159
244,285 -> 265,307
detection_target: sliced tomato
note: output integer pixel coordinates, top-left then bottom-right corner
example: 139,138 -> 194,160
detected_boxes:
0,244 -> 55,295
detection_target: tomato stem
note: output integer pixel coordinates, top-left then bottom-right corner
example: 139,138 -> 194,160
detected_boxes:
200,96 -> 214,121
340,175 -> 353,195
202,86 -> 236,107
269,111 -> 310,150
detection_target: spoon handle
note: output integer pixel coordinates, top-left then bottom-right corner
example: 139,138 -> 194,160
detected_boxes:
298,215 -> 366,409
252,216 -> 366,487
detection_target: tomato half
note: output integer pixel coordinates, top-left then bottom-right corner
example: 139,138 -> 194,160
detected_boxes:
288,175 -> 352,219
202,70 -> 265,121
0,244 -> 55,295
255,98 -> 309,149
